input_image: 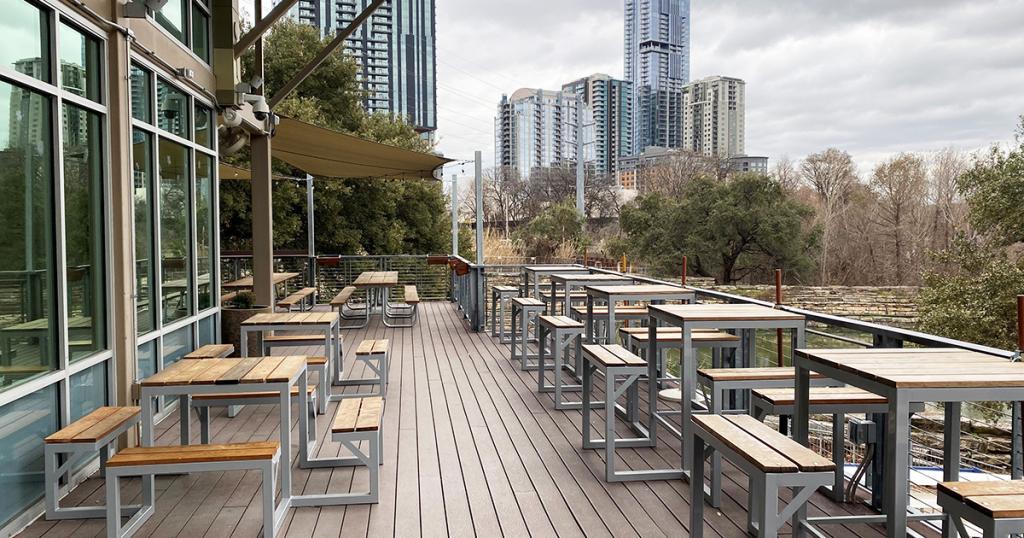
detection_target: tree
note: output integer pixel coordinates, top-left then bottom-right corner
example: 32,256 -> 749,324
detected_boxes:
771,156 -> 800,193
221,21 -> 450,256
957,119 -> 1024,246
928,147 -> 969,251
871,153 -> 928,284
515,199 -> 585,259
620,174 -> 817,283
800,149 -> 857,284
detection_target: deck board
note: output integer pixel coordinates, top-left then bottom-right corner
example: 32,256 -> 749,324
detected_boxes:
17,301 -> 939,537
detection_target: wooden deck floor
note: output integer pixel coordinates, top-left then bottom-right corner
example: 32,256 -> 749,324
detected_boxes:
19,302 -> 937,537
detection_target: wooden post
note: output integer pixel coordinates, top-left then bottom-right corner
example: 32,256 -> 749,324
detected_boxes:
681,255 -> 688,286
775,269 -> 784,367
620,254 -> 627,272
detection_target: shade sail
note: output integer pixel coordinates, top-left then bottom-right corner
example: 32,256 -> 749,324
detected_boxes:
272,116 -> 451,180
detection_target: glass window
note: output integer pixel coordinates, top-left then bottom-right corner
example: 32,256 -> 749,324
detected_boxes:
62,104 -> 107,362
159,138 -> 191,323
0,385 -> 58,525
132,129 -> 156,334
0,81 -> 57,387
198,315 -> 215,346
57,23 -> 101,102
156,78 -> 189,139
162,324 -> 191,368
130,64 -> 151,123
191,5 -> 210,63
155,0 -> 186,43
1,0 -> 50,82
194,104 -> 212,148
137,339 -> 156,381
70,362 -> 107,421
195,154 -> 213,311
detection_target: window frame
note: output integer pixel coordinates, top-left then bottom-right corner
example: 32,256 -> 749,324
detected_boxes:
148,0 -> 211,64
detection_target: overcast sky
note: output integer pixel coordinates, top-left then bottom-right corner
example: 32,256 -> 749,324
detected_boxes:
434,0 -> 1024,179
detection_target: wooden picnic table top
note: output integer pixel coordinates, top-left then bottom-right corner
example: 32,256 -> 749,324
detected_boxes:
222,272 -> 301,290
241,312 -> 339,326
139,356 -> 307,387
523,265 -> 588,273
352,271 -> 399,287
649,303 -> 805,323
795,348 -> 1024,389
549,273 -> 632,283
585,284 -> 694,298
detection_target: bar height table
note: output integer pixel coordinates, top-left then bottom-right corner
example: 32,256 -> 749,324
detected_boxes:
522,265 -> 589,299
792,347 -> 1024,538
583,284 -> 696,345
548,273 -> 632,316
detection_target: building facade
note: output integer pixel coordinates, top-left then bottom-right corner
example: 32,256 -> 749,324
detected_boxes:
0,0 -> 221,531
728,155 -> 769,175
495,74 -> 632,179
283,0 -> 437,132
681,75 -> 746,158
624,0 -> 690,152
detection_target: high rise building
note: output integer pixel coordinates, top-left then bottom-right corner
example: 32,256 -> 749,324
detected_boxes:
495,74 -> 632,179
681,75 -> 746,158
624,0 -> 690,152
561,74 -> 633,177
283,0 -> 437,132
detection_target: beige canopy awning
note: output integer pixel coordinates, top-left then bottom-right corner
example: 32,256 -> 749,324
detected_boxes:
221,116 -> 452,181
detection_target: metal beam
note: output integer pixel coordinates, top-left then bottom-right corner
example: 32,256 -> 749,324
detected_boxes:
267,0 -> 386,109
475,151 -> 484,265
451,175 -> 458,256
234,0 -> 302,58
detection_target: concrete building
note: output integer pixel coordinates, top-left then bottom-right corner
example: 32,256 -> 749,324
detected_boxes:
624,0 -> 690,153
495,74 -> 632,179
681,75 -> 746,158
283,0 -> 437,132
728,155 -> 769,175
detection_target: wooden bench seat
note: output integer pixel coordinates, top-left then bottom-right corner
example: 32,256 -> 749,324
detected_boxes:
581,343 -> 646,368
403,285 -> 420,304
332,396 -> 383,433
690,414 -> 834,537
262,333 -> 326,344
191,383 -> 317,401
183,343 -> 235,359
513,297 -> 546,308
570,305 -> 649,317
938,480 -> 1024,536
491,285 -> 519,294
348,340 -> 389,397
276,287 -> 317,310
538,315 -> 584,329
753,386 -> 887,407
620,326 -> 740,343
105,441 -> 282,537
538,290 -> 588,300
330,286 -> 357,306
698,366 -> 826,383
536,316 -> 586,399
356,339 -> 388,355
44,407 -> 142,521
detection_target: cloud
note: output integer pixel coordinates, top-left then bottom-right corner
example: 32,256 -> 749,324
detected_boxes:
435,0 -> 1024,177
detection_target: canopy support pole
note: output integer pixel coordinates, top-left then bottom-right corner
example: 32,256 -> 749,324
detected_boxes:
451,175 -> 458,256
306,175 -> 316,289
576,96 -> 585,217
251,134 -> 274,306
475,151 -> 484,265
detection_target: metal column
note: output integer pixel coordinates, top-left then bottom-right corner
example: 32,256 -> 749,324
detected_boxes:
475,151 -> 484,265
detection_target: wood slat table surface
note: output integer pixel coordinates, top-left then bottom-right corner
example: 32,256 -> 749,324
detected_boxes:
352,271 -> 399,287
242,312 -> 340,326
139,356 -> 307,387
795,348 -> 1024,388
649,303 -> 806,322
222,272 -> 301,290
584,284 -> 691,297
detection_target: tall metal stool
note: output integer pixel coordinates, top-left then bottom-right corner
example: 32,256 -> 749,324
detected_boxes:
490,285 -> 520,343
536,316 -> 585,407
510,297 -> 546,370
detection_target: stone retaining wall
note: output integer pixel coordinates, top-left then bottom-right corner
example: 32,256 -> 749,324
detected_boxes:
703,285 -> 920,327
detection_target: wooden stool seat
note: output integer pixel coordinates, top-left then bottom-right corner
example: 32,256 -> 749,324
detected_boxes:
538,315 -> 584,329
582,343 -> 646,368
571,305 -> 648,317
332,396 -> 383,433
356,339 -> 388,355
938,480 -> 1024,536
620,326 -> 740,344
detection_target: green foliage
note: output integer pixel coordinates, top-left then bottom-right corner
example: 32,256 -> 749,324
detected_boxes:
514,199 -> 585,259
620,174 -> 817,283
222,20 -> 451,256
956,119 -> 1024,246
229,291 -> 257,310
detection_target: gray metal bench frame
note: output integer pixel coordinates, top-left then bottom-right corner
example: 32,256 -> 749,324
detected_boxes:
510,300 -> 545,370
105,448 -> 282,538
535,318 -> 589,410
296,415 -> 382,505
193,388 -> 318,446
345,344 -> 388,399
490,286 -> 520,343
44,414 -> 141,520
690,419 -> 833,538
937,485 -> 1024,538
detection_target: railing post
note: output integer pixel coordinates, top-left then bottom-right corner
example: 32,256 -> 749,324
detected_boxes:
869,334 -> 903,510
1013,295 -> 1024,478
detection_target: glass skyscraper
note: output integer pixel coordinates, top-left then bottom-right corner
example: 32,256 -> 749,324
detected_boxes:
283,0 -> 437,132
624,0 -> 690,153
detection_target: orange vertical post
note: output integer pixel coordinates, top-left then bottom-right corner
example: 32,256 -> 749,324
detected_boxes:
775,269 -> 784,367
681,255 -> 688,286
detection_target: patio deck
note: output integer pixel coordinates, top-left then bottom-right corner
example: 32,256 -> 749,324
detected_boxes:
19,301 -> 938,537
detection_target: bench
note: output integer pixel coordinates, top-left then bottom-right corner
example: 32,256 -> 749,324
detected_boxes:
570,305 -> 649,344
298,397 -> 383,505
536,316 -> 585,408
331,286 -> 368,328
105,442 -> 282,537
44,406 -> 142,520
511,298 -> 546,370
690,414 -> 834,538
192,384 -> 319,444
183,343 -> 235,359
276,287 -> 317,312
384,285 -> 419,327
580,344 -> 653,482
620,327 -> 741,389
343,339 -> 389,398
937,480 -> 1024,537
751,386 -> 926,504
490,285 -> 520,343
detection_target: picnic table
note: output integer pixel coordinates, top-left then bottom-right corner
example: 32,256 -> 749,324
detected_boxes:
522,265 -> 589,299
792,347 -> 1024,537
240,312 -> 344,399
222,272 -> 300,291
547,273 -> 632,316
351,271 -> 402,327
138,356 -> 308,513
